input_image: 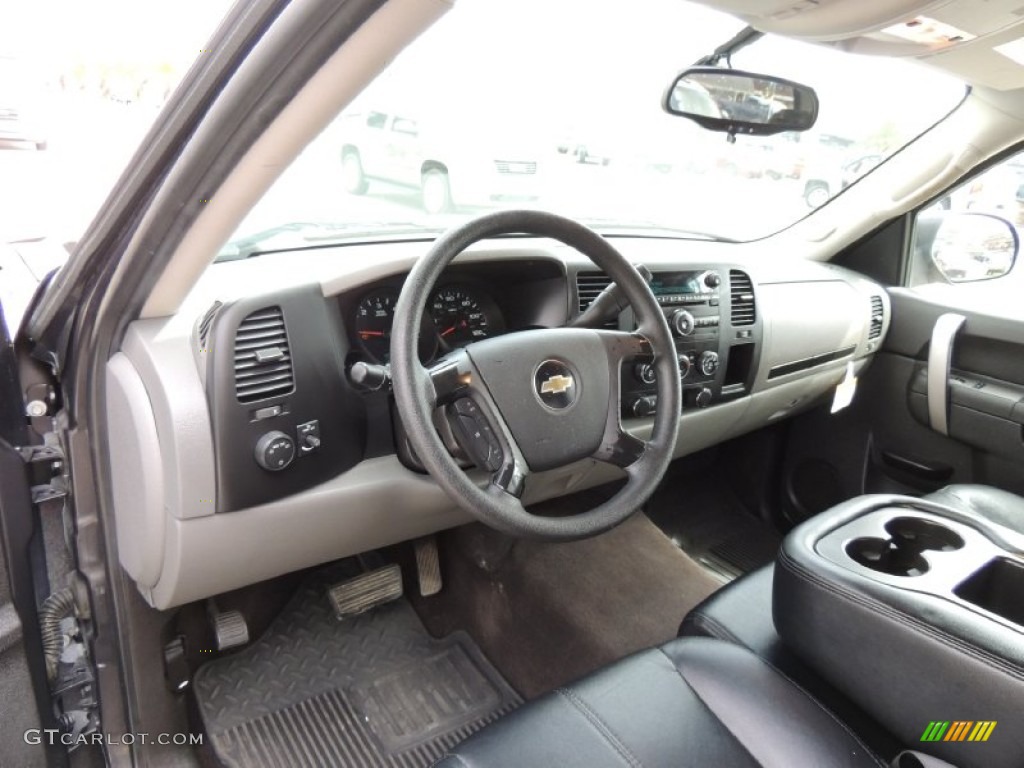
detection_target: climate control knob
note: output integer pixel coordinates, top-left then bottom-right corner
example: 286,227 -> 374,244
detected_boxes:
695,387 -> 713,409
699,351 -> 720,376
671,309 -> 696,337
254,430 -> 295,471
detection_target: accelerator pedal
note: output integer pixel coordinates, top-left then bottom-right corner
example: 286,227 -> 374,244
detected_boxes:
328,563 -> 403,620
415,536 -> 443,596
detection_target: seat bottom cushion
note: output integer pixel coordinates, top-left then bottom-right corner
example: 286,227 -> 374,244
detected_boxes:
436,637 -> 883,768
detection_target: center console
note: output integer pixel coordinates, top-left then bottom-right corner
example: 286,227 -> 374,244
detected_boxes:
774,495 -> 1024,768
617,268 -> 762,419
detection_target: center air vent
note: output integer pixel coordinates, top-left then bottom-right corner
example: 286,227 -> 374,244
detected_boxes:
577,271 -> 611,313
868,295 -> 884,340
234,306 -> 294,403
729,270 -> 756,326
576,271 -> 618,328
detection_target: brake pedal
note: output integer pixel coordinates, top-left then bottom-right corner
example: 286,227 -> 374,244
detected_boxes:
415,537 -> 443,596
328,563 -> 403,619
209,606 -> 250,651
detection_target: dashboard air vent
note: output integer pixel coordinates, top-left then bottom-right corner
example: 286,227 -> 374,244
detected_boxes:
234,306 -> 294,403
577,271 -> 611,313
729,270 -> 756,326
576,271 -> 618,328
868,295 -> 884,340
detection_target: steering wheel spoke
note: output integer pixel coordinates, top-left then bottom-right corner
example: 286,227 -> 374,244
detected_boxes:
427,351 -> 530,497
595,329 -> 652,363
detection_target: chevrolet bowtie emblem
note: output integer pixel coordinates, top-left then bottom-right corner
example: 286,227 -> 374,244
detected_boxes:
540,374 -> 574,395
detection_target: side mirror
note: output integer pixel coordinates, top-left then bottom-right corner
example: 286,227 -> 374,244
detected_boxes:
663,67 -> 818,137
931,212 -> 1019,283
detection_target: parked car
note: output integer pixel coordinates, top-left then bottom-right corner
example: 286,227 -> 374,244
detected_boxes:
802,151 -> 884,207
338,109 -> 544,214
0,56 -> 47,149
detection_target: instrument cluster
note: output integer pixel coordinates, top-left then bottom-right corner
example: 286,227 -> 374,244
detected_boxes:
352,283 -> 504,364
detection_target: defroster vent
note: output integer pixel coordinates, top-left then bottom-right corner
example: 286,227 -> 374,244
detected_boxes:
234,306 -> 294,403
729,270 -> 756,326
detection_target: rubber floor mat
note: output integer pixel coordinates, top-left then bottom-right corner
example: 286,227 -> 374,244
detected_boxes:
193,564 -> 521,768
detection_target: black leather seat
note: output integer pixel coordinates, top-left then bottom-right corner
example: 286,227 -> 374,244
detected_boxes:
678,484 -> 1024,760
436,637 -> 884,767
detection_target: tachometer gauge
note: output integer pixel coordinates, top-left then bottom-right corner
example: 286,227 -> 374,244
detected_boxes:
354,288 -> 398,362
431,285 -> 492,349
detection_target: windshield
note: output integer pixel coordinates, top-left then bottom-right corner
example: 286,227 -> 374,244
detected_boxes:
223,0 -> 965,256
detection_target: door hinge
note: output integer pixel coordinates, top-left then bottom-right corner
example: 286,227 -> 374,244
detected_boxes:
19,444 -> 67,505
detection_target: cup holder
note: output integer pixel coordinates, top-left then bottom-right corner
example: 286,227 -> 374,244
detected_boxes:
884,517 -> 964,553
845,516 -> 964,577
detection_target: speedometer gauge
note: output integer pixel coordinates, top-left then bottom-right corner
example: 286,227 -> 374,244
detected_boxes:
431,286 -> 491,349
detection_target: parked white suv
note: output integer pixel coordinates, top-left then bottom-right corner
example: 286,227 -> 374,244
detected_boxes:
338,110 -> 544,214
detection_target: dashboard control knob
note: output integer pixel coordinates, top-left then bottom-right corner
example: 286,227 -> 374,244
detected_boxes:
254,430 -> 295,471
695,387 -> 713,409
634,363 -> 656,384
671,309 -> 695,337
699,351 -> 720,376
678,355 -> 692,380
631,396 -> 657,418
704,272 -> 722,289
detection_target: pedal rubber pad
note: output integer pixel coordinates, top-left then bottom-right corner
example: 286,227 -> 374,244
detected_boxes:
327,564 -> 404,619
213,610 -> 250,651
414,537 -> 443,596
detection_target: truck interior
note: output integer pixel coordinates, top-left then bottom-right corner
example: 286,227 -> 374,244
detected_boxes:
3,0 -> 1024,766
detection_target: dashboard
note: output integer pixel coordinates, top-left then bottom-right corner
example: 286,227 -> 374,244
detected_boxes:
104,237 -> 890,609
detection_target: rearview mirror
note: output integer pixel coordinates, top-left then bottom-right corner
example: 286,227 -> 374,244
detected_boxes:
664,67 -> 818,137
931,212 -> 1019,283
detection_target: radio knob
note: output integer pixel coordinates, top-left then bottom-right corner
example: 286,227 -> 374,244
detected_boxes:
634,363 -> 656,385
699,351 -> 720,376
671,309 -> 695,337
704,272 -> 722,288
254,430 -> 295,471
678,355 -> 692,380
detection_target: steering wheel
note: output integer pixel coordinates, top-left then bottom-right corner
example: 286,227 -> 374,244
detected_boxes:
391,210 -> 681,540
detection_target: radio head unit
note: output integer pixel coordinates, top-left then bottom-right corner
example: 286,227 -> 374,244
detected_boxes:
650,270 -> 721,305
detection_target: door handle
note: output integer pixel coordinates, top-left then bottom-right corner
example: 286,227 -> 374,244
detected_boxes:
927,313 -> 966,435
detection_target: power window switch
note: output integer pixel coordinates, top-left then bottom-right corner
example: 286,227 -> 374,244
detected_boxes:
297,420 -> 321,454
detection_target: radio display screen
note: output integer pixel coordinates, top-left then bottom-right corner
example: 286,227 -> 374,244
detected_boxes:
649,272 -> 705,296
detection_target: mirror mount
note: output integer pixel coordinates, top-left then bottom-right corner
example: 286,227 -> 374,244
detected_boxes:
693,26 -> 764,68
663,66 -> 819,137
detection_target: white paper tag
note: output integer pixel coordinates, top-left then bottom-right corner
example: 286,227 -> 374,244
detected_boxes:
831,361 -> 857,414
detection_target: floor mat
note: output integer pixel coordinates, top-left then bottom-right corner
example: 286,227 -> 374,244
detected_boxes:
193,564 -> 521,768
645,473 -> 781,581
410,512 -> 724,699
